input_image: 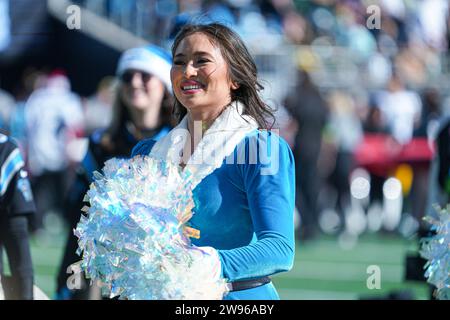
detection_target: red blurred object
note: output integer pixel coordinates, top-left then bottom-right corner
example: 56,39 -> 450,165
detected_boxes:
48,69 -> 67,78
354,134 -> 435,177
397,137 -> 435,163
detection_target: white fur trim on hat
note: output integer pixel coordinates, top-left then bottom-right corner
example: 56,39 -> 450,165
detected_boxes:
116,46 -> 172,92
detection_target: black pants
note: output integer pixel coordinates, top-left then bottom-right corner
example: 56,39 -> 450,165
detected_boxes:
294,150 -> 321,238
329,151 -> 353,218
30,170 -> 68,231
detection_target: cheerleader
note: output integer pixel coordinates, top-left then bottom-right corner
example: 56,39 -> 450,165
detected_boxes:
132,23 -> 295,300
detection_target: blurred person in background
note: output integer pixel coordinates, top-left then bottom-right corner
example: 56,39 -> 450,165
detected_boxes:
284,68 -> 328,241
0,89 -> 15,131
9,69 -> 49,161
360,97 -> 390,208
82,76 -> 115,136
376,73 -> 422,146
365,74 -> 435,234
0,131 -> 35,300
325,90 -> 363,232
55,45 -> 174,300
414,88 -> 442,148
363,99 -> 389,135
24,70 -> 85,232
402,88 -> 442,230
433,111 -> 450,207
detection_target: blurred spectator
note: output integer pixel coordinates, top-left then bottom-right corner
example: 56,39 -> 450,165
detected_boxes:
24,70 -> 85,231
415,88 -> 442,141
363,102 -> 388,135
376,74 -> 422,145
284,68 -> 328,240
435,115 -> 450,197
0,0 -> 11,52
8,69 -> 48,159
56,45 -> 173,300
82,76 -> 115,135
417,0 -> 449,51
274,104 -> 298,149
0,89 -> 15,131
394,46 -> 428,87
404,88 -> 443,228
424,108 -> 450,233
335,1 -> 377,61
109,0 -> 137,31
360,97 -> 390,206
325,90 -> 363,223
203,0 -> 237,26
281,9 -> 312,44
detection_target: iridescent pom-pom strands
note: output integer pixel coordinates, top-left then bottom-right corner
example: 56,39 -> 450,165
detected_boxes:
74,156 -> 229,300
421,205 -> 450,300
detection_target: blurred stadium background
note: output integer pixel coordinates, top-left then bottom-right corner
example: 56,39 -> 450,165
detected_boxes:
1,0 -> 449,299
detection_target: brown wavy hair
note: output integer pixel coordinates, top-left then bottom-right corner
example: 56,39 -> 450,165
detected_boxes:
171,23 -> 275,129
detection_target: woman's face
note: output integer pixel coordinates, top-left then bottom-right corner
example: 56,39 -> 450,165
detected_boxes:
171,32 -> 237,115
120,69 -> 165,112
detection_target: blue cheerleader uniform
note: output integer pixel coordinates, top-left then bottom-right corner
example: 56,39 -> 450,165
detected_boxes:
132,129 -> 295,300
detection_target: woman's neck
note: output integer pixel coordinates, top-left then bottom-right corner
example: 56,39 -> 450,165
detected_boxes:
129,107 -> 161,131
184,103 -> 230,159
187,102 -> 231,135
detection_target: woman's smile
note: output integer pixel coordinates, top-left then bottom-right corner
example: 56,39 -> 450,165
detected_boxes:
180,79 -> 205,95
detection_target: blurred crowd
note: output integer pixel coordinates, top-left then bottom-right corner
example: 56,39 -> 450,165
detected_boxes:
1,0 -> 450,246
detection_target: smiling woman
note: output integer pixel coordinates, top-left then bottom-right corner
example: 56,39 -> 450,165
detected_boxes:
131,23 -> 296,300
169,24 -> 275,131
55,45 -> 174,300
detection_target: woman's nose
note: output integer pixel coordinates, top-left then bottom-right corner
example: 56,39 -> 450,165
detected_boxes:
131,72 -> 143,87
184,62 -> 197,78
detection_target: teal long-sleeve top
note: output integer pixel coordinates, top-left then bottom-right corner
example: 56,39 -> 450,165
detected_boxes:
131,130 -> 295,300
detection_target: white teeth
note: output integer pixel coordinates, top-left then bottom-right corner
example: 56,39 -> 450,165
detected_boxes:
182,85 -> 202,90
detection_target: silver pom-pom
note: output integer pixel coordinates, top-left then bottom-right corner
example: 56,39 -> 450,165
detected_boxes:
420,205 -> 450,300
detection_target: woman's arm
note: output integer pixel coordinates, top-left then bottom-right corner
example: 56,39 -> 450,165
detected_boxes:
130,133 -> 296,281
217,132 -> 296,281
0,140 -> 35,299
3,215 -> 34,299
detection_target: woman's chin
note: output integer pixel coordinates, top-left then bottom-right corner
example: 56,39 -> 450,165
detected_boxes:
179,97 -> 207,110
182,103 -> 203,113
127,100 -> 151,111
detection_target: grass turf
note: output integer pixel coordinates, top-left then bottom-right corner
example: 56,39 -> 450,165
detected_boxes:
3,230 -> 431,300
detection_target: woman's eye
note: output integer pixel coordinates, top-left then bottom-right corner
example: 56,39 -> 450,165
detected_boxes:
197,59 -> 209,64
174,60 -> 185,65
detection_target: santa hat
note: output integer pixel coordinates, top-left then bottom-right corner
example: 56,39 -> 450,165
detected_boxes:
116,45 -> 172,92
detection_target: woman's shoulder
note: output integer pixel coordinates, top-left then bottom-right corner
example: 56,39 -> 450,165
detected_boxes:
131,125 -> 172,157
87,129 -> 114,159
131,138 -> 157,157
241,129 -> 293,154
229,129 -> 293,176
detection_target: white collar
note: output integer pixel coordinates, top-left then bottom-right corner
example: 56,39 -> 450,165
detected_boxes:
149,101 -> 258,188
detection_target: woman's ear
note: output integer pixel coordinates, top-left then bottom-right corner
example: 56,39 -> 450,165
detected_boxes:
231,81 -> 240,90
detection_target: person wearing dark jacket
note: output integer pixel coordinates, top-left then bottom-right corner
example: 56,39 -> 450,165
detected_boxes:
0,131 -> 35,299
284,69 -> 329,240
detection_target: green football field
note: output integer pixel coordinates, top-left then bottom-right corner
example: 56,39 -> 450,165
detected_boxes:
19,226 -> 430,300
